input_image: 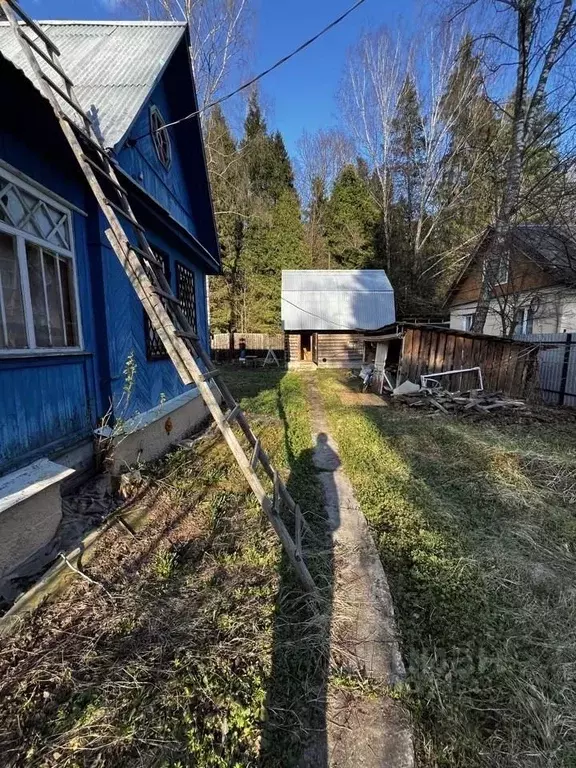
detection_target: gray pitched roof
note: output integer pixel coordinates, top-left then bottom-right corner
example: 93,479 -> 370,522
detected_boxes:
511,224 -> 576,277
281,269 -> 395,331
0,20 -> 186,148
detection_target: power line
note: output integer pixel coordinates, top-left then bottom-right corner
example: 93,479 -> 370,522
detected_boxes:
132,0 -> 367,143
281,296 -> 359,330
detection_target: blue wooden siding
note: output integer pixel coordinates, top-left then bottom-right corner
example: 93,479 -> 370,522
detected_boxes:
0,50 -> 217,473
0,61 -> 101,473
0,355 -> 95,472
118,79 -> 198,239
97,210 -> 209,421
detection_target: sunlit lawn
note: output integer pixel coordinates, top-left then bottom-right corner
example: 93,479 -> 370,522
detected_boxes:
317,370 -> 576,768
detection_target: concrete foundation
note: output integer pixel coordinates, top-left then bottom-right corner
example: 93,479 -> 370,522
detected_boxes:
0,459 -> 74,579
101,385 -> 219,475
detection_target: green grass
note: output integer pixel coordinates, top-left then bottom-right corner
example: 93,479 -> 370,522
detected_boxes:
0,367 -> 328,768
317,371 -> 576,768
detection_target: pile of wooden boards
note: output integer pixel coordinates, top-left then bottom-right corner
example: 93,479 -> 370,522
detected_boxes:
394,387 -> 528,416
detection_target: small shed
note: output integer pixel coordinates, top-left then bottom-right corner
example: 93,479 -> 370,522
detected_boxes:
363,323 -> 540,399
281,269 -> 395,368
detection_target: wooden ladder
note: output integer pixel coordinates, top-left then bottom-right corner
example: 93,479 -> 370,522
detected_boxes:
1,0 -> 317,595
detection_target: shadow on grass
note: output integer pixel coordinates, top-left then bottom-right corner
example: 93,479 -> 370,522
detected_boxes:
258,382 -> 335,768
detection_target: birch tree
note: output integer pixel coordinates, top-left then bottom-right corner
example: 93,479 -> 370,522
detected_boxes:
130,0 -> 253,111
296,129 -> 353,267
340,29 -> 403,270
342,26 -> 497,312
467,0 -> 576,332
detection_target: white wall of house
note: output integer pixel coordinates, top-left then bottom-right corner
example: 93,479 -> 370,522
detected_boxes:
450,287 -> 576,336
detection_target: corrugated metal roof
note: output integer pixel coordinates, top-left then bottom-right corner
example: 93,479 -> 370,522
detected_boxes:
0,20 -> 186,148
281,269 -> 395,332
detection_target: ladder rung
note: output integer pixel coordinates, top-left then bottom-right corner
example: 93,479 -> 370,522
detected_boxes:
200,368 -> 220,382
63,116 -> 107,155
175,330 -> 198,340
6,0 -> 61,54
104,198 -> 145,231
20,30 -> 72,84
40,73 -> 90,122
129,246 -> 162,268
250,439 -> 260,469
225,404 -> 241,424
128,243 -> 160,265
273,472 -> 280,514
153,287 -> 182,305
81,154 -> 126,195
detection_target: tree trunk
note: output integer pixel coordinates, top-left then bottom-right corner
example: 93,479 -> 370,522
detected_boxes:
472,0 -> 574,333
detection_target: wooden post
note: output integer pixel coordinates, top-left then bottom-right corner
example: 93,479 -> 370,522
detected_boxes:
559,333 -> 572,406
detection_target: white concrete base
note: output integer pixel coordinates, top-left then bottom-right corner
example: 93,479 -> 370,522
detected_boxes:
0,459 -> 74,578
98,385 -> 220,475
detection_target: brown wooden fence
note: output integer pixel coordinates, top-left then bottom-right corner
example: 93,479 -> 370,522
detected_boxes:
396,324 -> 539,399
211,333 -> 285,361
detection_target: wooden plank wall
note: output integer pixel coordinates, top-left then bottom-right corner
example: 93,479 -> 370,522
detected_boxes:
285,333 -> 301,363
399,327 -> 538,398
317,333 -> 363,368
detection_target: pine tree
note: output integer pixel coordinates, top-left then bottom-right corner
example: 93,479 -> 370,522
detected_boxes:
243,189 -> 308,328
390,75 -> 425,244
324,165 -> 378,268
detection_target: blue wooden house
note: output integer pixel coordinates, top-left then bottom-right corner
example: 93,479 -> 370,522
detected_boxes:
0,20 -> 220,576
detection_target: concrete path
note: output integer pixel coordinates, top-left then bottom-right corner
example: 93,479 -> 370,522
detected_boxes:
303,375 -> 414,768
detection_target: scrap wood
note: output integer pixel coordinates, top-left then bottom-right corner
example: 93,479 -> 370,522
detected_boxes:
393,386 -> 528,418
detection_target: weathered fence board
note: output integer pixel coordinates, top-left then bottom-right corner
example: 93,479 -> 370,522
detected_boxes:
211,333 -> 285,361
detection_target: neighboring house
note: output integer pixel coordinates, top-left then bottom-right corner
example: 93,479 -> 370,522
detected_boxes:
281,269 -> 395,368
0,21 -> 219,577
448,224 -> 576,336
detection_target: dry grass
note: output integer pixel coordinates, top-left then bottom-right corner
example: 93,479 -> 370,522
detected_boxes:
0,368 -> 331,768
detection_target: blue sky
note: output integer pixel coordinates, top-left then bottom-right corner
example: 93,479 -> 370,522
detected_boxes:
19,0 -> 416,156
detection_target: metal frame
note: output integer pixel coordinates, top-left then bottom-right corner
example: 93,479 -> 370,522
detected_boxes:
421,366 -> 484,391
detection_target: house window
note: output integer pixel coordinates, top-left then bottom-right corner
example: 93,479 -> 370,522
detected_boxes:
150,106 -> 172,169
462,313 -> 475,332
514,306 -> 534,335
176,262 -> 197,333
495,256 -> 509,285
145,250 -> 171,360
0,169 -> 80,353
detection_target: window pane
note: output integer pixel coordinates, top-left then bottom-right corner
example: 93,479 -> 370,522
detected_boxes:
27,243 -> 50,346
0,232 -> 27,348
44,251 -> 65,347
59,257 -> 78,346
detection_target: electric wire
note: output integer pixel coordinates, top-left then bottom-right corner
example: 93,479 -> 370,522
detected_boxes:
132,0 -> 367,143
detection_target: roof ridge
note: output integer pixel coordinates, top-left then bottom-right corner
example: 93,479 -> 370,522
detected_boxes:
0,19 -> 187,27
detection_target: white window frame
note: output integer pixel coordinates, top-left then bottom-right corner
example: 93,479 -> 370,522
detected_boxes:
462,312 -> 475,332
0,167 -> 83,356
515,306 -> 534,335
